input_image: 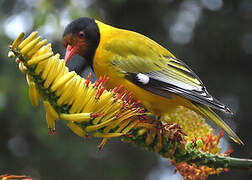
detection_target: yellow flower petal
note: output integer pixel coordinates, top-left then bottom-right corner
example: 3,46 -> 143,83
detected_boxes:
92,132 -> 123,138
18,31 -> 38,49
67,122 -> 88,137
20,36 -> 41,55
11,32 -> 25,49
27,51 -> 53,65
50,71 -> 75,92
122,120 -> 139,134
46,112 -> 55,130
57,78 -> 76,105
85,117 -> 115,132
29,82 -> 39,107
44,56 -> 59,88
35,60 -> 47,75
27,39 -> 47,58
43,101 -> 59,120
60,113 -> 91,122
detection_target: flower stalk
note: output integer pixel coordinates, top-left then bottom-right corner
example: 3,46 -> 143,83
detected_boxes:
8,32 -> 252,179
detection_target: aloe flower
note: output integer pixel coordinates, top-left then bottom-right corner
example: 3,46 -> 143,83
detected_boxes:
7,32 -> 252,180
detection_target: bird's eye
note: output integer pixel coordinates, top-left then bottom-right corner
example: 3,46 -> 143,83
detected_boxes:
78,31 -> 85,38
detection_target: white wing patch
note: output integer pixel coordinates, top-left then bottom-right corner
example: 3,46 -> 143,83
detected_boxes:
147,71 -> 203,92
136,73 -> 150,85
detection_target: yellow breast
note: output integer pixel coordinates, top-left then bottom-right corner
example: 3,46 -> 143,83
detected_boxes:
92,20 -> 191,115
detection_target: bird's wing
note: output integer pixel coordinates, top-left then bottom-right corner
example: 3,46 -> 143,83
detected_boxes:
124,56 -> 232,113
103,33 -> 231,114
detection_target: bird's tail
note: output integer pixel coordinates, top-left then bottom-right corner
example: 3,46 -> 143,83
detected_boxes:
192,103 -> 244,145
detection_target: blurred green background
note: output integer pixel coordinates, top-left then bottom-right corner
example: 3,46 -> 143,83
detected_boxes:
1,0 -> 252,179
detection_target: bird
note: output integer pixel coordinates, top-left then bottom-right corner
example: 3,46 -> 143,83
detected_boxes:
62,17 -> 243,144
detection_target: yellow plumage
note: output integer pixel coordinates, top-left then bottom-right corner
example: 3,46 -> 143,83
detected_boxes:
61,18 -> 242,144
92,20 -> 243,144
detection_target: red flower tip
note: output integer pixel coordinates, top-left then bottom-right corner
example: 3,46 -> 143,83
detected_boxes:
91,112 -> 104,119
49,128 -> 56,135
93,81 -> 99,88
96,87 -> 105,99
124,133 -> 134,138
85,72 -> 92,86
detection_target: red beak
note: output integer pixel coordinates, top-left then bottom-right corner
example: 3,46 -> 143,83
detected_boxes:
64,45 -> 79,63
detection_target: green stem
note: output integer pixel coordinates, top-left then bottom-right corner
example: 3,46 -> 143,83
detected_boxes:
178,150 -> 252,169
227,157 -> 252,170
122,128 -> 252,170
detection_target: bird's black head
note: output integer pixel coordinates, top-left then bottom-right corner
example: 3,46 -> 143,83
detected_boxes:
62,17 -> 100,64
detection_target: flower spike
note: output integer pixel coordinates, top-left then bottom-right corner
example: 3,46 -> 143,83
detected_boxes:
8,32 -> 252,180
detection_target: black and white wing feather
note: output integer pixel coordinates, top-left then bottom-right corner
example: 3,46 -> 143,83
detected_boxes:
123,56 -> 232,114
